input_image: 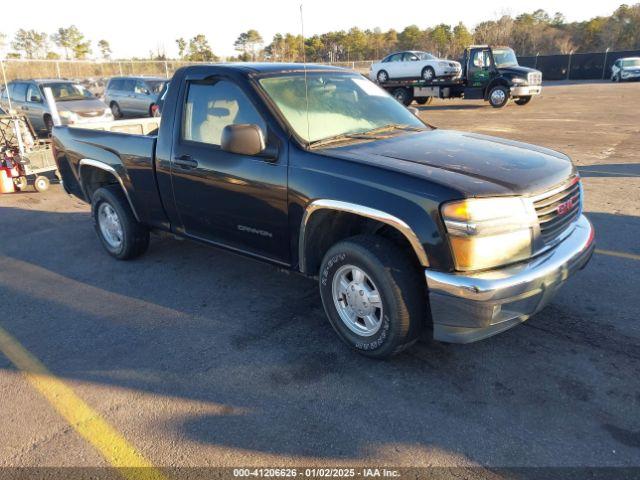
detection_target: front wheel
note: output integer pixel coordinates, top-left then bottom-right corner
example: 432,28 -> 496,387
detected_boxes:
91,185 -> 149,260
377,70 -> 389,83
14,176 -> 28,191
514,96 -> 532,106
421,66 -> 436,81
34,176 -> 50,192
488,85 -> 510,108
110,102 -> 123,119
319,235 -> 425,358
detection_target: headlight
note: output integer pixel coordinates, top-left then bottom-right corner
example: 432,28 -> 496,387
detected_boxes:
441,197 -> 538,271
58,110 -> 78,123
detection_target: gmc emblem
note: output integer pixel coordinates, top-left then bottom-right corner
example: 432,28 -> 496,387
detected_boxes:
557,195 -> 579,215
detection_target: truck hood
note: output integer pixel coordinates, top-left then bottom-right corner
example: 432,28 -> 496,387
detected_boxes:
327,129 -> 575,197
498,65 -> 540,76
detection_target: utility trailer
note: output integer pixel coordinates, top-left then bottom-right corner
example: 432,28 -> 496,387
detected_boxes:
377,46 -> 542,108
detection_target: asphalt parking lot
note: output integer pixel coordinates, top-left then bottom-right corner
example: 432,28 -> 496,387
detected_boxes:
0,80 -> 639,476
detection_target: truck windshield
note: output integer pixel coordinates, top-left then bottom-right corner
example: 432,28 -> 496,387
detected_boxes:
622,59 -> 640,67
259,72 -> 426,144
492,48 -> 519,68
45,83 -> 95,101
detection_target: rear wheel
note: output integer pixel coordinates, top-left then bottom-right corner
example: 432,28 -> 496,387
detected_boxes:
110,102 -> 122,119
391,87 -> 413,106
514,96 -> 532,106
34,176 -> 49,192
488,85 -> 510,108
421,66 -> 436,81
319,235 -> 425,358
377,70 -> 389,83
91,185 -> 149,260
415,97 -> 432,105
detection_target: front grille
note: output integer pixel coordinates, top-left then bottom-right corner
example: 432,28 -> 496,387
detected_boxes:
533,177 -> 581,245
527,72 -> 542,85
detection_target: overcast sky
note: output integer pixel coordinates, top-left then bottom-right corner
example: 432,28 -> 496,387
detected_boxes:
2,0 -> 627,58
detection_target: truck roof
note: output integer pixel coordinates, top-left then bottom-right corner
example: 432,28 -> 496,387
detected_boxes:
182,62 -> 348,75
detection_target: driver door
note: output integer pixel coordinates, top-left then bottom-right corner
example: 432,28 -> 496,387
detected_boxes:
170,78 -> 289,264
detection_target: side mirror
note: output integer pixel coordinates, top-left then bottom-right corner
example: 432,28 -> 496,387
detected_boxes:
221,124 -> 266,156
30,95 -> 42,103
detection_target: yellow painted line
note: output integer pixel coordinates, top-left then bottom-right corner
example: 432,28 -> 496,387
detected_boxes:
0,325 -> 167,480
596,248 -> 640,261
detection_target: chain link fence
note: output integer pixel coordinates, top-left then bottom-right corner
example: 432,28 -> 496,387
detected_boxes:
0,59 -> 375,82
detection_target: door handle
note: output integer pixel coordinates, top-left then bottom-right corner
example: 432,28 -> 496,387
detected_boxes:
173,155 -> 198,169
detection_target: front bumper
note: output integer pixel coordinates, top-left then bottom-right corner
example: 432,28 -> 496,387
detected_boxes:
425,215 -> 594,343
621,71 -> 640,80
511,85 -> 542,96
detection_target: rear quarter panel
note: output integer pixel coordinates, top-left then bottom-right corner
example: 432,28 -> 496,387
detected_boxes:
52,126 -> 168,229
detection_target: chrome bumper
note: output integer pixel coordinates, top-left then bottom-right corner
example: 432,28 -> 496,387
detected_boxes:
511,85 -> 542,96
425,215 -> 594,343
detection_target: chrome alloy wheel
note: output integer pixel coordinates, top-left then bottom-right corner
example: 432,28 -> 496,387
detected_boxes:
331,264 -> 384,337
490,88 -> 506,105
98,202 -> 123,249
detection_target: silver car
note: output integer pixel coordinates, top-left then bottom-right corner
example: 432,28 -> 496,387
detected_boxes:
104,76 -> 168,118
0,79 -> 113,134
611,57 -> 640,82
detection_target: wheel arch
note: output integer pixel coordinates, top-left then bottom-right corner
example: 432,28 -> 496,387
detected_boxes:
298,199 -> 429,275
484,77 -> 511,99
78,159 -> 140,221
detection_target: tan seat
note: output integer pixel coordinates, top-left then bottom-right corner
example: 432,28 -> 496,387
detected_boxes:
198,99 -> 239,145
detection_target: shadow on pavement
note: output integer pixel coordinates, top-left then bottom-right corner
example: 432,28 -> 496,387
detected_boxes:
0,203 -> 639,464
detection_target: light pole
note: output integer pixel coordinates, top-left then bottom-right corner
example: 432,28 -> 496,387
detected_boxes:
602,47 -> 610,80
566,50 -> 573,81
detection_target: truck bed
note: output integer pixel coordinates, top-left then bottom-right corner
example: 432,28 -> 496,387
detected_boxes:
52,119 -> 166,228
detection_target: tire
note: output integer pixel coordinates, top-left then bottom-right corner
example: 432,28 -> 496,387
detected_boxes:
44,115 -> 54,134
34,176 -> 50,192
14,176 -> 28,191
391,87 -> 413,106
514,96 -> 532,106
377,70 -> 389,83
319,235 -> 425,359
110,102 -> 123,119
91,185 -> 149,260
421,66 -> 436,82
415,97 -> 432,105
488,85 -> 510,108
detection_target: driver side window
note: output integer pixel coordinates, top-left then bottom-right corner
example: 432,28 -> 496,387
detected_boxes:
182,80 -> 266,146
472,50 -> 491,68
27,84 -> 42,103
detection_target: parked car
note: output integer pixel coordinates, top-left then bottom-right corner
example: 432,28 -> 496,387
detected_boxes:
611,57 -> 640,82
52,64 -> 594,358
105,76 -> 168,118
0,79 -> 112,134
370,51 -> 461,83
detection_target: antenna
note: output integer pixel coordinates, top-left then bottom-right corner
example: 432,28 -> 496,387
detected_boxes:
300,3 -> 311,145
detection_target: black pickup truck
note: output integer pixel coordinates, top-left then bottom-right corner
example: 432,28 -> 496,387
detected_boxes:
52,63 -> 594,358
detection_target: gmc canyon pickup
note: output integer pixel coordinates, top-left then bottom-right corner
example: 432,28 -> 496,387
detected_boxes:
52,63 -> 595,358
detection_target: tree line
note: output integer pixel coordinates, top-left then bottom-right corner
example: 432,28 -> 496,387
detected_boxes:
2,4 -> 639,62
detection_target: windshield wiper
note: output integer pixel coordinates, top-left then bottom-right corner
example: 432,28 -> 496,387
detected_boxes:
309,124 -> 425,149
